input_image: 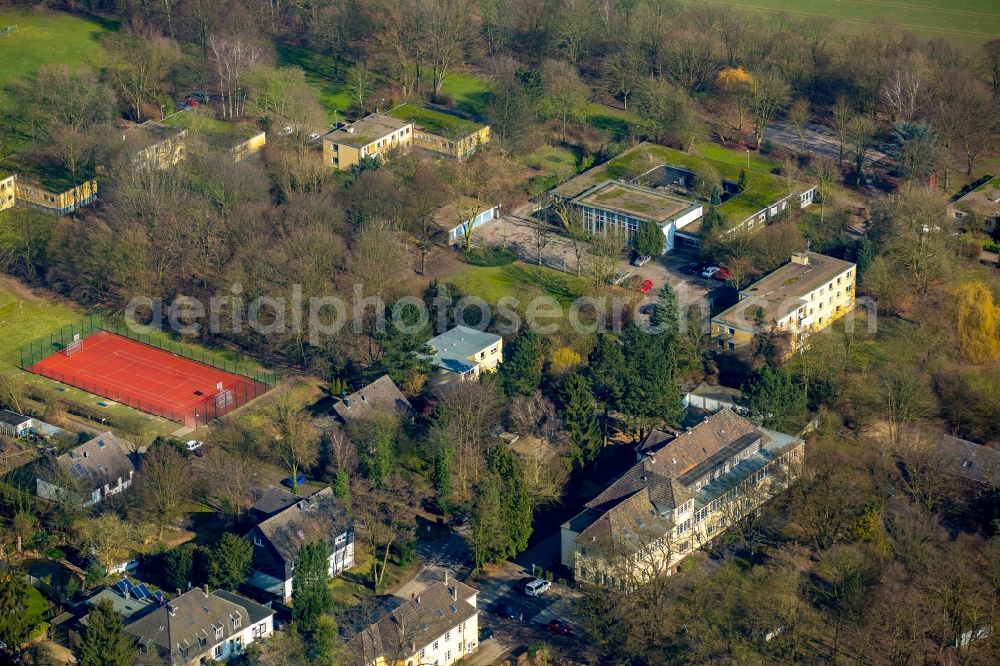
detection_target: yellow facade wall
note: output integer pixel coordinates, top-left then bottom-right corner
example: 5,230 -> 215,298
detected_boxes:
412,125 -> 490,160
15,178 -> 98,214
232,131 -> 267,162
0,174 -> 15,211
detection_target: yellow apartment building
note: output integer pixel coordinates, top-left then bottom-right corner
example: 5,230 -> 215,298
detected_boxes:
712,252 -> 856,355
321,114 -> 413,171
124,121 -> 188,169
0,172 -> 15,210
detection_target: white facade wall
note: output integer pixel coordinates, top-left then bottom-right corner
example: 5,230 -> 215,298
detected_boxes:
411,615 -> 479,666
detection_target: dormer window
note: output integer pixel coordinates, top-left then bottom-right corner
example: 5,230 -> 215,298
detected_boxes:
233,616 -> 241,629
215,626 -> 223,639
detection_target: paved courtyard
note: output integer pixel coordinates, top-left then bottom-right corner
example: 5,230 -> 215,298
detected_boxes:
475,211 -> 724,319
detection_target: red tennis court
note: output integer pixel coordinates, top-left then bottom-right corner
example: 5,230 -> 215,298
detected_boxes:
27,331 -> 268,426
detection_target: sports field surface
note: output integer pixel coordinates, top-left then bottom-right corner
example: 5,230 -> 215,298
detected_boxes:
710,0 -> 1000,44
27,331 -> 268,427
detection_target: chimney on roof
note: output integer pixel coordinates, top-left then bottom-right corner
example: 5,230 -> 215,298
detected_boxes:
444,571 -> 449,585
790,252 -> 810,266
203,584 -> 209,596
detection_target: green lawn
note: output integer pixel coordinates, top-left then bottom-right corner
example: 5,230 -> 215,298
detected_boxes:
449,262 -> 588,306
0,9 -> 115,96
437,71 -> 492,118
710,0 -> 999,44
276,45 -> 354,123
386,103 -> 482,139
0,280 -> 83,366
584,102 -> 639,142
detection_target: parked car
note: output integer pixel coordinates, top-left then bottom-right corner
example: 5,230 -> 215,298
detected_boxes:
479,627 -> 494,641
612,270 -> 631,286
637,279 -> 654,294
281,474 -> 308,488
308,131 -> 322,142
546,619 -> 574,636
714,267 -> 732,281
185,440 -> 202,452
632,254 -> 651,267
513,576 -> 534,593
495,604 -> 519,620
524,578 -> 551,597
701,266 -> 721,279
279,125 -> 294,135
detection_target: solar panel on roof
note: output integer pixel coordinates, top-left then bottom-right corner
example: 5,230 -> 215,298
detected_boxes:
114,579 -> 130,595
71,463 -> 87,477
154,590 -> 165,604
133,584 -> 151,600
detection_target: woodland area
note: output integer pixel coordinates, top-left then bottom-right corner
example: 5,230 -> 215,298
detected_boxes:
0,0 -> 998,665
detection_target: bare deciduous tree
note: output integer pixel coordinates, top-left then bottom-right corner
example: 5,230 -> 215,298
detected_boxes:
207,34 -> 264,119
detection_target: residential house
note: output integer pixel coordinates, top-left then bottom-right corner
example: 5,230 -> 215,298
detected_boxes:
571,180 -> 702,252
934,434 -> 1000,487
0,408 -> 35,438
124,587 -> 274,665
348,577 -> 480,666
426,325 -> 503,385
948,175 -> 1000,234
36,431 -> 138,506
322,114 -> 413,171
561,409 -> 803,589
124,120 -> 188,169
432,198 -> 502,246
50,578 -> 158,646
245,486 -> 354,602
711,252 -> 856,356
333,374 -> 414,424
386,103 -> 490,160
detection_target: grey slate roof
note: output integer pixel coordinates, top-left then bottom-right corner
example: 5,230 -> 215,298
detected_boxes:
937,434 -> 1000,485
0,409 -> 32,427
250,485 -> 301,522
251,486 -> 351,566
427,325 -> 502,374
123,588 -> 272,665
54,431 -> 137,492
333,375 -> 413,423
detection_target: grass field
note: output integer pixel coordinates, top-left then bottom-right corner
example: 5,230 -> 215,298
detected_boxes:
449,262 -> 589,306
709,0 -> 1000,44
0,9 -> 115,101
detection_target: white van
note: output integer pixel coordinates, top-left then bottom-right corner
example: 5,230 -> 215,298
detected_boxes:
524,579 -> 551,597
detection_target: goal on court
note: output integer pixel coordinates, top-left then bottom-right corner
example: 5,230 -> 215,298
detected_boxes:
64,334 -> 83,357
213,382 -> 235,409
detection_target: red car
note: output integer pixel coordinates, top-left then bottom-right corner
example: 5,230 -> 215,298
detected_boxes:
637,279 -> 654,294
546,619 -> 574,636
714,267 -> 732,281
